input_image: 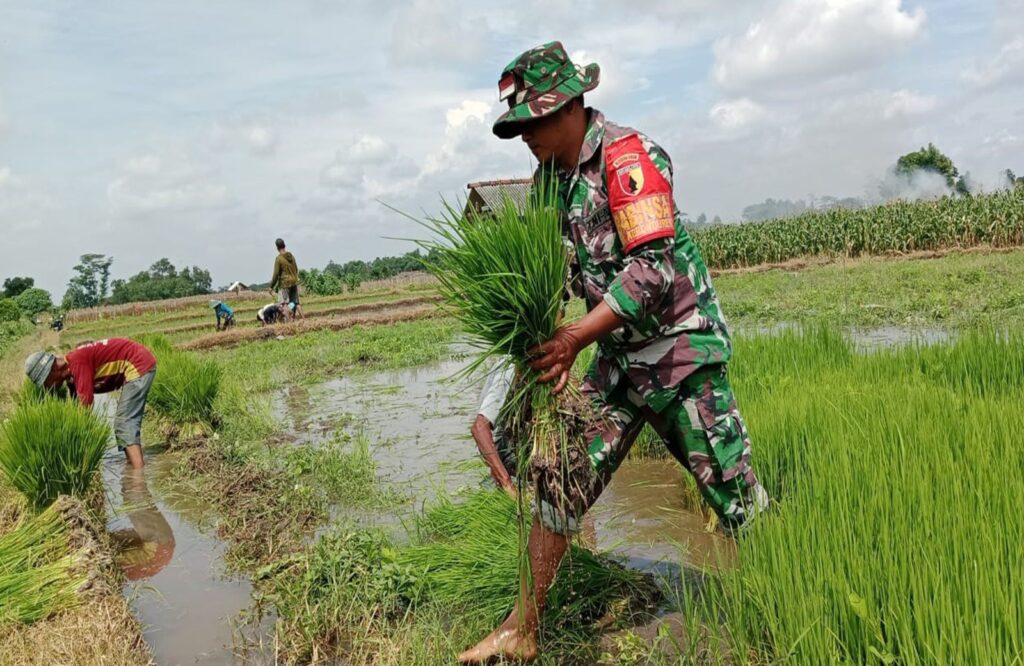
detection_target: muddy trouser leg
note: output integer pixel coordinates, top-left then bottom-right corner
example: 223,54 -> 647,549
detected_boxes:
537,378 -> 647,536
538,365 -> 768,537
649,365 -> 768,534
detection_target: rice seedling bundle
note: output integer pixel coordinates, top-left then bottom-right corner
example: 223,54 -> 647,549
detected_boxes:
141,334 -> 221,436
396,490 -> 657,627
415,179 -> 596,514
0,398 -> 109,511
692,186 -> 1024,269
0,502 -> 88,626
682,327 -> 1024,664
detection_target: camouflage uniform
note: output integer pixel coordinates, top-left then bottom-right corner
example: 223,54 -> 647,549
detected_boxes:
495,42 -> 767,535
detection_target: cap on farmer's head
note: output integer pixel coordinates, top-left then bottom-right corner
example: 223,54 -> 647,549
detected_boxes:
492,41 -> 600,140
24,351 -> 55,388
208,300 -> 220,309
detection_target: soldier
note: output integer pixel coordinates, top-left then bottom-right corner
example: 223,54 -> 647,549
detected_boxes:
459,42 -> 769,664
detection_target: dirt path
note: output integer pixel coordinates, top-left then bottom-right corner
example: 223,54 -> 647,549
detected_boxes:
179,302 -> 445,351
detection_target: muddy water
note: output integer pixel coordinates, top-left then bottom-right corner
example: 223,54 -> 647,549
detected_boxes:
272,354 -> 727,570
95,397 -> 255,665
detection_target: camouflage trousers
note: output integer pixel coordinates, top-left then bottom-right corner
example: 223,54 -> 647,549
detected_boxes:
539,364 -> 767,536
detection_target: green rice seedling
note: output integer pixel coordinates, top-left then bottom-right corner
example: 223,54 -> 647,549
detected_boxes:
144,335 -> 221,438
0,399 -> 110,511
414,177 -> 595,522
398,489 -> 658,629
412,178 -> 603,626
13,378 -> 70,407
673,327 -> 1024,664
0,502 -> 87,627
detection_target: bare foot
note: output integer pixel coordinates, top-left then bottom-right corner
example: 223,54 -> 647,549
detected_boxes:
457,626 -> 538,664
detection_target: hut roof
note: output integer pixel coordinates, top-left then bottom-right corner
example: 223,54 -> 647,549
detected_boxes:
466,178 -> 532,214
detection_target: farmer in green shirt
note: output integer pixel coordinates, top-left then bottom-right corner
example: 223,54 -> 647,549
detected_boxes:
459,42 -> 769,664
269,238 -> 303,319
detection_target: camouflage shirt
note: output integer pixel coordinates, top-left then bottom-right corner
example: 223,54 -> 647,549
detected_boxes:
541,109 -> 732,413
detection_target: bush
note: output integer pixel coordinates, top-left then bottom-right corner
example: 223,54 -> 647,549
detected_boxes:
0,398 -> 110,510
0,299 -> 21,323
15,288 -> 53,317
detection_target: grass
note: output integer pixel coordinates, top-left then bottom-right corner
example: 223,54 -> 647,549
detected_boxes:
714,248 -> 1024,331
399,490 -> 659,627
253,489 -> 659,665
138,335 -> 221,439
164,427 -> 401,569
0,397 -> 110,511
638,327 -> 1024,664
0,320 -> 32,362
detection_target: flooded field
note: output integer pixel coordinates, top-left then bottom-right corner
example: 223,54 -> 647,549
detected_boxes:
67,325 -> 1022,665
102,453 -> 255,665
271,351 -> 732,572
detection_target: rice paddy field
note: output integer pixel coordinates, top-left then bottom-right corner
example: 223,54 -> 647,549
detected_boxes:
2,244 -> 1024,665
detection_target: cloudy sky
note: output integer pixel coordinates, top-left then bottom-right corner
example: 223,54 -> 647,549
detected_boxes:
1,0 -> 1021,297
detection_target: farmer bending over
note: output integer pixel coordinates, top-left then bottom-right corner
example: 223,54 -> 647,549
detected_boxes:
471,359 -> 517,497
256,301 -> 293,326
24,337 -> 157,469
459,42 -> 769,664
269,238 -> 303,319
209,299 -> 235,331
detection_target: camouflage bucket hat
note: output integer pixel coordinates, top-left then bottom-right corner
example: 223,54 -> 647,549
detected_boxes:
492,41 -> 599,139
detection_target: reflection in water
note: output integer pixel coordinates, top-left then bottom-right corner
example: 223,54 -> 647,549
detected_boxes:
104,453 -> 257,665
110,466 -> 176,580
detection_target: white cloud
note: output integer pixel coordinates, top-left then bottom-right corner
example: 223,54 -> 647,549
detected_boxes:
709,98 -> 767,130
962,37 -> 1024,89
211,119 -> 279,156
421,99 -> 495,177
107,152 -> 232,215
713,0 -> 926,92
0,166 -> 22,191
349,134 -> 391,163
389,0 -> 487,66
883,89 -> 936,119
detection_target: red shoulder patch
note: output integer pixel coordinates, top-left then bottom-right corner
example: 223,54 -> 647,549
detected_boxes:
604,134 -> 675,253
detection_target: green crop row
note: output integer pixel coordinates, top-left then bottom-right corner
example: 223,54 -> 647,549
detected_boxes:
692,188 -> 1024,269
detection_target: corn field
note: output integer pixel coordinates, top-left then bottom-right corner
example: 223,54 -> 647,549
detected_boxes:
692,188 -> 1024,269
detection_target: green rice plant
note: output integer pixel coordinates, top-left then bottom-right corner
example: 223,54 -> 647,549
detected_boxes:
0,399 -> 110,511
143,335 -> 221,436
0,503 -> 87,627
676,327 -> 1024,664
412,179 -> 600,621
414,178 -> 595,514
13,378 -> 70,407
397,489 -> 658,629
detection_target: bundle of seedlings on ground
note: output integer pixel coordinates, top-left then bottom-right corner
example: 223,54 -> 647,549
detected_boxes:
397,490 -> 659,629
415,177 -> 597,520
0,500 -> 90,627
0,398 -> 109,511
141,334 -> 221,440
